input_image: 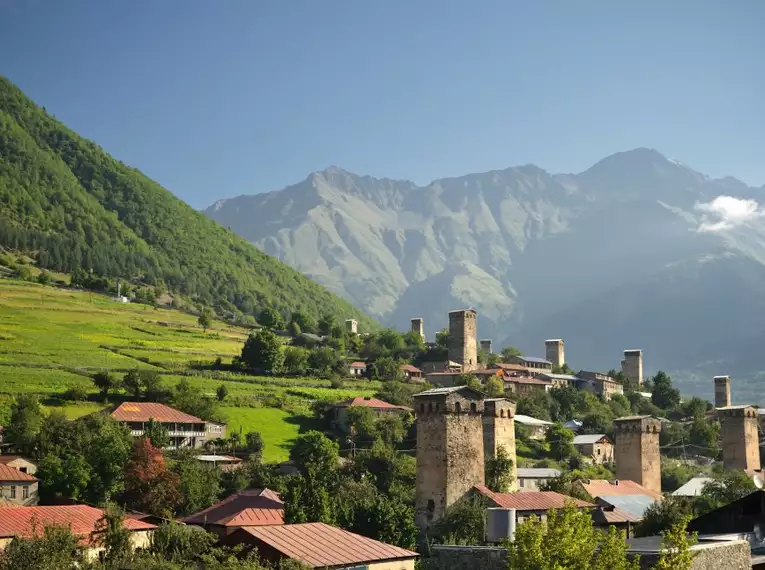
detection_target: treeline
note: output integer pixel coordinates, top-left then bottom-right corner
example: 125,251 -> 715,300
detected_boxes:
0,75 -> 374,328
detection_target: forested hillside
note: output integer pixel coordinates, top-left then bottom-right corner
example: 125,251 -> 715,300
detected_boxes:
0,76 -> 374,327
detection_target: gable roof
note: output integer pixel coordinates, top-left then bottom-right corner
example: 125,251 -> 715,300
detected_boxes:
579,479 -> 663,502
516,468 -> 561,479
591,505 -> 642,524
400,364 -> 421,373
0,464 -> 37,482
520,356 -> 552,365
473,486 -> 595,511
183,488 -> 284,527
0,455 -> 33,466
109,402 -> 203,423
0,505 -> 155,539
233,522 -> 418,568
514,414 -> 554,426
505,376 -> 551,386
348,362 -> 367,368
672,477 -> 713,497
332,397 -> 410,411
414,386 -> 485,398
490,363 -> 529,372
573,434 -> 612,445
538,373 -> 579,381
597,495 -> 657,519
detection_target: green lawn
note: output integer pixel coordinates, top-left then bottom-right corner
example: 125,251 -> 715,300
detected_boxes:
220,406 -> 301,463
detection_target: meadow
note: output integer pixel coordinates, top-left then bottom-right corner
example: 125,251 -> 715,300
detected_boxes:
0,279 -> 378,461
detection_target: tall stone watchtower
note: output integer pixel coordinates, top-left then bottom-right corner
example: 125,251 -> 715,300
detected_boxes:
714,376 -> 732,408
448,309 -> 478,372
344,319 -> 358,334
545,339 -> 565,368
718,405 -> 760,471
414,386 -> 485,529
614,415 -> 662,493
621,349 -> 643,385
411,318 -> 425,341
483,398 -> 518,490
480,339 -> 493,355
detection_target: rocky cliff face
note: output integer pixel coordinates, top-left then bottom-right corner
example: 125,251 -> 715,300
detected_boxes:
206,149 -> 765,402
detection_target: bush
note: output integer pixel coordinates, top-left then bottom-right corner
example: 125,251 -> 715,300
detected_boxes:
330,378 -> 344,390
62,386 -> 88,402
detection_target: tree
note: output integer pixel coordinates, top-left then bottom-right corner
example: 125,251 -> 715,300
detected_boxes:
376,414 -> 409,445
486,375 -> 505,397
506,504 -> 640,570
307,346 -> 344,377
5,394 -> 44,457
431,495 -> 486,545
289,311 -> 317,334
540,471 -> 594,502
240,329 -> 284,372
651,371 -> 680,410
371,356 -> 404,382
170,379 -> 219,422
216,383 -> 229,402
688,418 -> 720,458
172,450 -> 222,516
290,431 -> 339,482
636,495 -> 694,537
198,308 -> 213,332
435,329 -> 449,349
500,345 -> 522,361
149,521 -> 217,564
92,370 -> 119,400
245,431 -> 264,460
37,452 -> 91,502
37,270 -> 52,285
547,423 -> 576,461
145,418 -> 171,448
93,503 -> 134,567
122,438 -> 182,517
0,524 -> 84,570
258,307 -> 284,330
123,369 -> 143,398
317,314 -> 335,337
682,396 -> 709,420
485,445 -> 514,492
346,406 -> 378,442
654,515 -> 696,570
283,346 -> 309,375
516,390 -> 554,421
287,320 -> 301,337
695,470 -> 756,514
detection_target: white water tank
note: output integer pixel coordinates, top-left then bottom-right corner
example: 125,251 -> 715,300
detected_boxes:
487,508 -> 516,543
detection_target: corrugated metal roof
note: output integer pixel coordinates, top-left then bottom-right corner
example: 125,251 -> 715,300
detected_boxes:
672,477 -> 713,497
0,505 -> 155,539
474,486 -> 594,511
505,376 -> 551,386
539,373 -> 579,381
591,506 -> 641,524
349,362 -> 367,368
184,488 -> 284,527
400,364 -> 421,373
521,356 -> 552,365
580,480 -> 663,501
110,402 -> 203,423
237,522 -> 418,567
514,414 -> 554,426
491,363 -> 528,371
0,464 -> 37,482
573,434 -> 611,445
516,468 -> 561,478
597,495 -> 657,519
414,386 -> 484,397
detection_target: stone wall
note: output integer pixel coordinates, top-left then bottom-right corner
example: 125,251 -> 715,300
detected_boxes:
429,546 -> 507,570
614,416 -> 661,493
631,540 -> 750,570
411,318 -> 425,341
482,400 -> 517,490
448,310 -> 477,372
720,406 -> 760,471
714,376 -> 731,408
545,339 -> 565,368
622,350 -> 643,385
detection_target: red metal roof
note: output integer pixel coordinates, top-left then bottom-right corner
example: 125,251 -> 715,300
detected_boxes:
183,488 -> 284,527
579,479 -> 663,502
592,506 -> 641,524
349,362 -> 367,368
110,402 -> 203,423
333,397 -> 410,411
400,364 -> 421,373
236,522 -> 418,568
0,505 -> 155,539
474,486 -> 595,511
0,464 -> 37,482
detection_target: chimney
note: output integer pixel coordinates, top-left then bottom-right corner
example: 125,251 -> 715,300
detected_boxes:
613,415 -> 662,493
719,406 -> 760,471
480,339 -> 492,354
714,376 -> 731,408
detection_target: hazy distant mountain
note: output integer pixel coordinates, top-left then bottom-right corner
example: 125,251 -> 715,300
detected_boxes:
205,149 -> 765,403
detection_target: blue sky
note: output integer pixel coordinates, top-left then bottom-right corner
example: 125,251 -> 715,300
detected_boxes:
1,0 -> 763,208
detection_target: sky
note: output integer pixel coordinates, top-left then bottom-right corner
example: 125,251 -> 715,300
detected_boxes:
1,0 -> 763,209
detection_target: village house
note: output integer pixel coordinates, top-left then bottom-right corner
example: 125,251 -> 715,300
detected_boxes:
536,372 -> 580,389
505,355 -> 553,374
0,505 -> 155,559
514,414 -> 554,440
419,360 -> 462,374
572,434 -> 614,464
472,486 -> 595,524
108,401 -> 223,449
577,371 -> 624,400
348,361 -> 367,377
0,464 -> 38,505
516,468 -> 561,491
223,522 -> 419,570
488,362 -> 531,375
0,455 -> 36,475
575,479 -> 661,520
472,368 -> 505,383
424,371 -> 463,387
504,375 -> 552,395
183,488 -> 284,538
400,364 -> 423,381
330,397 -> 412,433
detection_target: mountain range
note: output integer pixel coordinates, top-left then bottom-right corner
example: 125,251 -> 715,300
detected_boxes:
206,150 -> 765,403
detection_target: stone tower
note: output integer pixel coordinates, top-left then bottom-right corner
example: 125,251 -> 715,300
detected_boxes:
483,398 -> 518,490
714,376 -> 732,408
480,339 -> 492,355
344,319 -> 358,334
621,350 -> 643,385
414,386 -> 485,529
719,406 -> 760,471
411,318 -> 425,341
614,415 -> 662,493
448,309 -> 478,372
545,339 -> 565,368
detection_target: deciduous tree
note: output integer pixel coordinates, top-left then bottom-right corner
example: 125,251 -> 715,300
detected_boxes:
240,329 -> 284,372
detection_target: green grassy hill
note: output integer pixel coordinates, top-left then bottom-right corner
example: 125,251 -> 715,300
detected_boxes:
0,75 -> 375,329
0,279 -> 378,461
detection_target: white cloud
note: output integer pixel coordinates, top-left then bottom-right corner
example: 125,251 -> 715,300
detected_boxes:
694,196 -> 764,232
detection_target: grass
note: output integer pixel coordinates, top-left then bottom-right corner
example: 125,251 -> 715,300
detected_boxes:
0,279 -> 380,456
220,406 -> 301,463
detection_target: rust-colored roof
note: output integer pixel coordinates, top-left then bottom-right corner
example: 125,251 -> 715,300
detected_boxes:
0,464 -> 37,482
491,363 -> 529,372
183,488 -> 284,527
333,397 -> 411,411
235,522 -> 418,567
110,402 -> 203,423
349,362 -> 367,368
591,506 -> 641,524
579,479 -> 663,502
400,364 -> 421,373
474,486 -> 595,511
505,376 -> 551,386
473,369 -> 503,376
0,505 -> 155,539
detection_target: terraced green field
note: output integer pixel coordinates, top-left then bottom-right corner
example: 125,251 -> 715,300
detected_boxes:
0,279 -> 378,458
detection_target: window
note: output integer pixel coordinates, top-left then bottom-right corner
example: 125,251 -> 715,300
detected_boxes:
470,402 -> 477,413
420,403 -> 425,414
454,402 -> 461,414
10,486 -> 16,499
22,486 -> 29,500
519,479 -> 525,488
19,467 -> 27,474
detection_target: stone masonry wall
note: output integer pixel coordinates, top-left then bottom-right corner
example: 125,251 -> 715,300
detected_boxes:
429,546 -> 507,570
614,418 -> 661,493
449,310 -> 477,372
720,407 -> 760,471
